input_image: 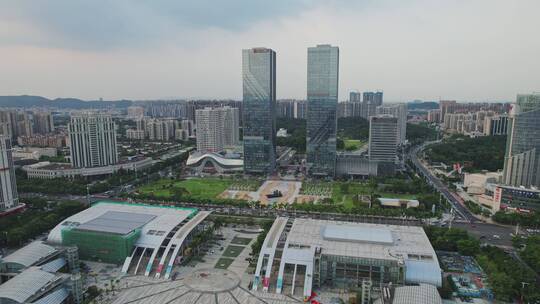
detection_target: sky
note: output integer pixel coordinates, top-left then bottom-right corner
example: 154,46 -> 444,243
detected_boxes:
0,0 -> 539,102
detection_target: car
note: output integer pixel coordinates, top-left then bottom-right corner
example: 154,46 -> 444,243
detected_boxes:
493,235 -> 501,239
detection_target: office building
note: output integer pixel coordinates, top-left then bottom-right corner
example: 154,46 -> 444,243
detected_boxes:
306,44 -> 339,176
0,136 -> 18,210
503,93 -> 540,188
376,104 -> 407,145
369,115 -> 398,174
252,217 -> 441,297
242,47 -> 276,174
68,113 -> 118,168
32,111 -> 54,134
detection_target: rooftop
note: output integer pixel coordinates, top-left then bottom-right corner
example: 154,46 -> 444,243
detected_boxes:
48,201 -> 197,245
74,211 -> 155,235
1,241 -> 57,268
286,218 -> 438,263
0,267 -> 61,303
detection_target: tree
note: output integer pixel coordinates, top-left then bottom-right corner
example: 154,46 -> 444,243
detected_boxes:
457,239 -> 480,256
339,183 -> 350,195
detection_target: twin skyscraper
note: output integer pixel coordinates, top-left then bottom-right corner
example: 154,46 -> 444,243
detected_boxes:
242,45 -> 339,176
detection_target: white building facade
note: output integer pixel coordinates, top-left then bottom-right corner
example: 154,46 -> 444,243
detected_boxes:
68,113 -> 118,168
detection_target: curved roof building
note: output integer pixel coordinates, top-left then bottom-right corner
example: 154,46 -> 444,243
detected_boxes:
186,152 -> 243,174
47,201 -> 211,279
253,218 -> 441,298
1,241 -> 57,271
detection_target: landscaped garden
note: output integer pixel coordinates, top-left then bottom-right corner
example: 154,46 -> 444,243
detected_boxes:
138,178 -> 233,199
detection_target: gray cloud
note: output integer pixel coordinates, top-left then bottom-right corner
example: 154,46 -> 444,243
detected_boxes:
0,0 -> 538,101
0,0 -> 353,50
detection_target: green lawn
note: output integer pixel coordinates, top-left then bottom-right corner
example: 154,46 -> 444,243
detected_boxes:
222,245 -> 245,258
230,236 -> 253,246
343,139 -> 364,151
332,182 -> 417,209
215,258 -> 235,269
137,178 -> 233,199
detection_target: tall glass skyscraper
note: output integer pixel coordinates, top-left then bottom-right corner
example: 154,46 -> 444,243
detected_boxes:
503,93 -> 540,188
306,44 -> 339,176
242,48 -> 276,174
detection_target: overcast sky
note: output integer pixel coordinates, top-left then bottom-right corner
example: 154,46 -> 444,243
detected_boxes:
0,0 -> 539,102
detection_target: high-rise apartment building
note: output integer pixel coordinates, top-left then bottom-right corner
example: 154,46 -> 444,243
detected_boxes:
0,135 -> 18,210
376,104 -> 407,145
145,118 -> 176,141
68,113 -> 118,168
127,106 -> 145,119
195,107 -> 239,152
483,115 -> 509,136
33,111 -> 55,134
242,48 -> 276,174
306,44 -> 339,176
503,93 -> 540,188
368,115 -> 398,163
363,92 -> 383,118
349,91 -> 362,103
223,106 -> 240,146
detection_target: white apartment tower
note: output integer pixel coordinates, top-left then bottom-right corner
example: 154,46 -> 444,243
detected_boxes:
195,107 -> 240,153
0,136 -> 18,210
68,113 -> 118,168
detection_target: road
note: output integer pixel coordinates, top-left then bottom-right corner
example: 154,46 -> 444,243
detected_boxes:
407,142 -> 477,223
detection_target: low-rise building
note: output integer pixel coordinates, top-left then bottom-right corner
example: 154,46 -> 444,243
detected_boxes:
253,218 -> 441,299
186,152 -> 243,174
47,201 -> 211,279
378,198 -> 420,208
22,157 -> 153,179
0,241 -> 82,304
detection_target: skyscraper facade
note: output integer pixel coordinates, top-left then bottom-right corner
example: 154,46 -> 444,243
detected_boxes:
0,135 -> 18,210
503,93 -> 540,188
376,104 -> 407,145
68,113 -> 118,168
242,48 -> 276,174
306,44 -> 339,176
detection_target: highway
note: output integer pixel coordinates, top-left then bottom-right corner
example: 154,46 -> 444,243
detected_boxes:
407,142 -> 478,223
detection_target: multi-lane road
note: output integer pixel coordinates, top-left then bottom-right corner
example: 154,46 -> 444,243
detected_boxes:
407,142 -> 477,223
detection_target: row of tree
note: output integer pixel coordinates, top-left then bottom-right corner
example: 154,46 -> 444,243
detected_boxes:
425,226 -> 540,302
425,135 -> 506,172
0,197 -> 86,247
16,150 -> 190,195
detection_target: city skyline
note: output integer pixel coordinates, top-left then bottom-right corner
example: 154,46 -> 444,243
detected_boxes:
0,1 -> 539,102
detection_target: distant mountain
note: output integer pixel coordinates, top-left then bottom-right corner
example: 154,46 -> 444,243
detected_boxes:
407,101 -> 438,111
0,95 -> 132,109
